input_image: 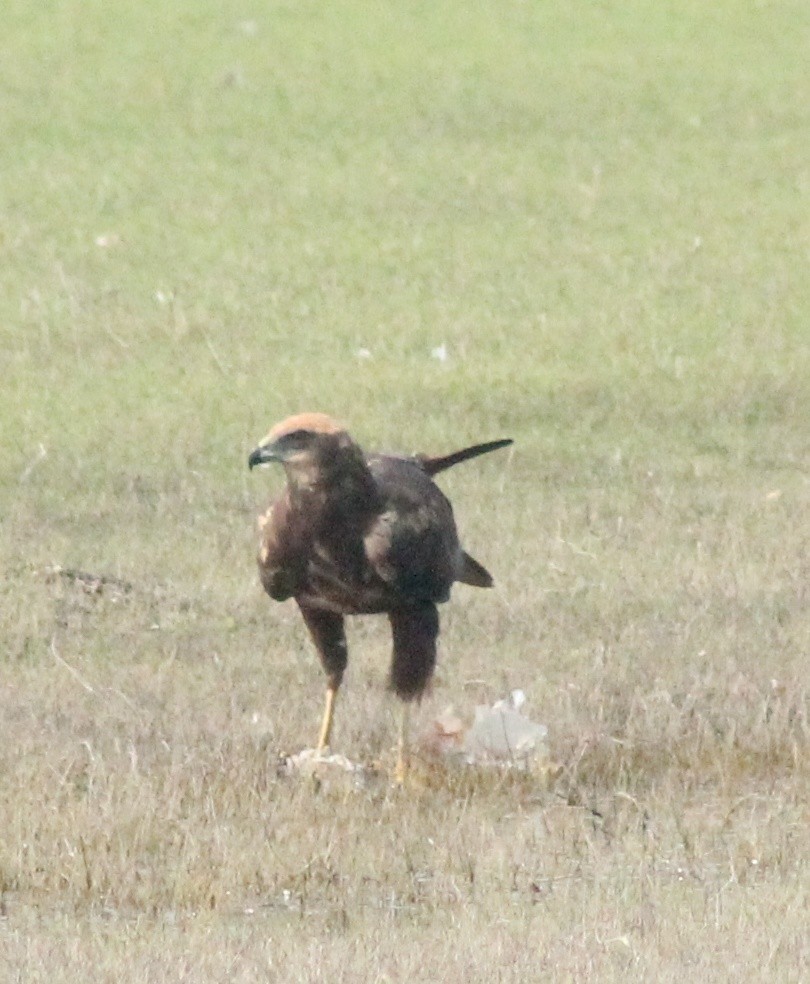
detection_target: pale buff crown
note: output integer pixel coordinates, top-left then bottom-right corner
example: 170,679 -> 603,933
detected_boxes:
263,413 -> 346,446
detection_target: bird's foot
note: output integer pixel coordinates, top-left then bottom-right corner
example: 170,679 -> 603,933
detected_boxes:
392,751 -> 408,785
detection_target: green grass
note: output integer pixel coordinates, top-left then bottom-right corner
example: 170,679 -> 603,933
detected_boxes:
1,0 -> 809,979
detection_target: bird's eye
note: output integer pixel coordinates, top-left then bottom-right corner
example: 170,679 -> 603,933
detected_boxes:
285,429 -> 310,445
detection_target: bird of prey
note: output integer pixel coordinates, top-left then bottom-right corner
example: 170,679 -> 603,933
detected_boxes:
248,412 -> 512,779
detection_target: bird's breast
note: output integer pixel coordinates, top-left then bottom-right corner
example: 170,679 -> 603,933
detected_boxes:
300,540 -> 390,614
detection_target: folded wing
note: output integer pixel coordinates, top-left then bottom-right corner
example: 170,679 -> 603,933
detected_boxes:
364,455 -> 481,604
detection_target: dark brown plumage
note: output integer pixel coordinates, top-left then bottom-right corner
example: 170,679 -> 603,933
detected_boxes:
248,412 -> 512,777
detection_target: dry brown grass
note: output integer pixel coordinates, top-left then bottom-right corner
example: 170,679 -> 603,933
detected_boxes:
2,496 -> 808,982
3,419 -> 809,983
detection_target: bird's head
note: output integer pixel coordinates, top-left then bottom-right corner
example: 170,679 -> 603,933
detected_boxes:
249,413 -> 360,487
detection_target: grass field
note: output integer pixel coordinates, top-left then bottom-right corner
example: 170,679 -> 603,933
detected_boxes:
1,0 -> 809,979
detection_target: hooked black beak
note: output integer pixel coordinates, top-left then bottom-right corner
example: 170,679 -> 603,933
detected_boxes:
248,444 -> 278,470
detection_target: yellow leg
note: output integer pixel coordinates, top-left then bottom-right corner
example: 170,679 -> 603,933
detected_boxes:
316,686 -> 338,752
394,702 -> 411,783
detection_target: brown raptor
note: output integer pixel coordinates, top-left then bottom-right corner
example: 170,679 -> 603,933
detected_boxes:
248,412 -> 512,778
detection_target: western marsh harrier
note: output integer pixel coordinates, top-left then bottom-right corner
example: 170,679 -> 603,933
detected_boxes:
249,413 -> 511,779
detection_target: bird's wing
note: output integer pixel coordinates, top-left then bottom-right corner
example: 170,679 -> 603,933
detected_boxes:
257,491 -> 313,601
416,438 -> 513,476
363,455 -> 461,604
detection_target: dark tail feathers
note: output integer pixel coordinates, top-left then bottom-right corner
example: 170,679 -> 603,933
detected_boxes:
419,438 -> 513,477
457,551 -> 494,588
